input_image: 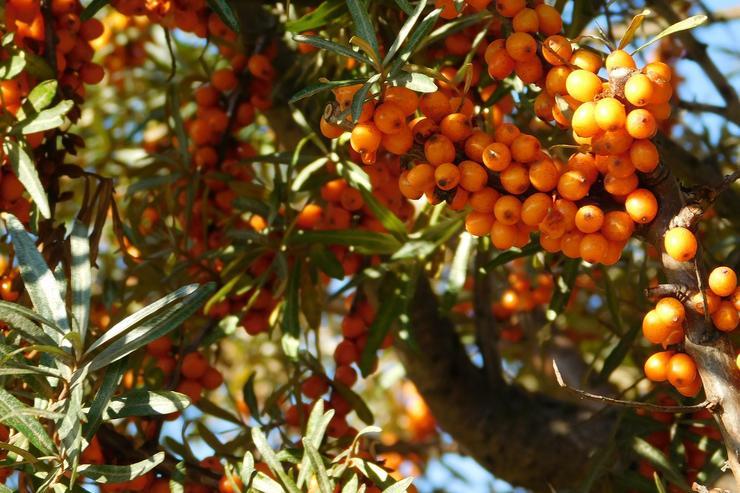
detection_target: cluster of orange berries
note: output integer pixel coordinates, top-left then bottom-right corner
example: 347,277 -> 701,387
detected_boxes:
0,255 -> 21,303
492,270 -> 554,340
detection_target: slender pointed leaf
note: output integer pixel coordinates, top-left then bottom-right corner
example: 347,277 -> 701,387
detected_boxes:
302,439 -> 332,493
207,0 -> 241,33
346,0 -> 379,57
383,0 -> 427,64
70,220 -> 91,343
0,388 -> 55,456
103,391 -> 190,419
251,427 -> 301,493
84,360 -> 125,441
293,36 -> 373,65
78,452 -> 165,483
2,142 -> 50,218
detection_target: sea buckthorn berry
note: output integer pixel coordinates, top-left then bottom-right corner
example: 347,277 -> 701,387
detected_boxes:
605,49 -> 636,71
656,297 -> 685,328
625,109 -> 657,139
624,74 -> 654,107
320,118 -> 344,139
181,352 -> 209,380
382,126 -> 414,154
301,375 -> 329,398
465,211 -> 495,236
712,301 -> 738,332
510,134 -> 540,163
602,240 -> 626,265
664,227 -> 697,262
434,163 -> 460,191
534,93 -> 555,121
566,70 -> 603,102
690,290 -> 720,315
630,140 -> 659,173
335,365 -> 358,387
494,195 -> 521,225
340,188 -> 364,211
648,80 -> 673,105
424,134 -> 456,165
350,123 -> 382,154
399,172 -> 424,200
419,91 -> 451,122
505,32 -> 537,62
514,58 -> 544,84
529,158 -> 559,192
373,102 -> 406,134
732,288 -> 740,311
484,39 -> 506,64
540,233 -> 562,252
604,173 -> 639,196
560,231 -> 584,258
667,353 -> 697,388
646,102 -> 672,121
459,160 -> 488,192
545,66 -> 571,96
599,211 -> 633,242
644,61 -> 672,83
482,142 -> 512,171
494,123 -> 521,145
383,86 -> 419,116
625,188 -> 658,224
521,192 -> 551,226
490,221 -> 518,250
487,49 -> 516,80
570,48 -> 602,73
594,97 -> 626,131
604,154 -> 635,179
580,233 -> 608,263
436,0 -> 459,19
567,153 -> 598,183
211,68 -> 238,92
592,128 -> 634,155
571,102 -> 600,137
500,164 -> 529,194
557,170 -> 590,201
676,378 -> 702,397
450,95 -> 475,117
642,309 -> 672,345
496,0 -> 525,17
464,130 -> 493,162
440,113 -> 472,142
469,188 -> 499,213
407,163 -> 435,191
575,205 -> 604,233
708,266 -> 737,297
534,4 -> 562,35
512,8 -> 539,32
542,35 -> 572,66
644,351 -> 674,382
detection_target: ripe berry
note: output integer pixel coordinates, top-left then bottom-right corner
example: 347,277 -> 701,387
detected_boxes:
465,211 -> 495,236
350,123 -> 382,154
594,97 -> 626,131
711,301 -> 738,332
605,49 -> 636,71
373,102 -> 406,134
624,74 -> 654,107
566,70 -> 603,103
579,233 -> 608,263
630,140 -> 659,173
664,227 -> 697,262
625,189 -> 658,224
644,351 -> 674,382
666,353 -> 698,388
625,109 -> 657,139
575,205 -> 604,233
571,101 -> 600,137
505,32 -> 537,62
655,297 -> 685,328
434,163 -> 460,191
482,142 -> 512,171
708,266 -> 737,297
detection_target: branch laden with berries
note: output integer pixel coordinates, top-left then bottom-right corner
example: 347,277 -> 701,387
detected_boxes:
0,0 -> 738,493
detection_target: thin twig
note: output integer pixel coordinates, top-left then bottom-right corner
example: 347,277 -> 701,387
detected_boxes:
552,360 -> 713,413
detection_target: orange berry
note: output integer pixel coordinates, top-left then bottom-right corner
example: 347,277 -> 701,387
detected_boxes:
505,32 -> 537,62
493,195 -> 521,225
440,113 -> 472,142
642,309 -> 676,345
690,290 -> 721,316
542,35 -> 572,66
435,0 -> 458,19
625,189 -> 658,224
500,164 -> 529,194
579,233 -> 608,263
605,49 -> 636,71
545,65 -> 571,95
464,130 -> 493,162
644,351 -> 674,382
424,134 -> 456,165
515,57 -> 544,84
211,68 -> 238,92
465,211 -> 495,236
528,158 -> 559,192
459,160 -> 488,192
566,70 -> 602,102
557,170 -> 590,201
487,49 -> 516,79
663,227 -> 697,262
534,4 -> 562,35
624,74 -> 654,107
625,109 -> 657,139
571,101 -> 600,137
667,353 -> 697,388
482,142 -> 512,171
407,163 -> 435,191
540,233 -> 561,252
592,128 -> 634,155
399,172 -> 423,200
708,266 -> 737,297
574,205 -> 604,234
490,221 -> 518,250
630,140 -> 659,173
469,188 -> 499,212
434,162 -> 460,191
496,0 -> 525,17
711,301 -> 738,332
512,7 -> 539,32
320,118 -> 344,138
648,80 -> 673,105
350,123 -> 382,155
570,48 -> 602,73
560,230 -> 584,258
382,125 -> 413,155
383,86 -> 418,116
644,61 -> 672,83
655,297 -> 685,328
567,153 -> 598,183
521,192 -> 551,226
604,172 -> 638,196
419,91 -> 451,122
373,102 -> 406,134
493,123 -> 520,145
594,97 -> 626,131
510,134 -> 540,163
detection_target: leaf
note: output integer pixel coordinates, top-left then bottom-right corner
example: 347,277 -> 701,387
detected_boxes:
382,478 -> 414,493
289,79 -> 366,105
207,0 -> 241,33
82,283 -> 215,371
4,214 -> 66,334
389,8 -> 442,76
598,324 -> 639,383
3,141 -> 51,218
546,259 -> 581,321
70,220 -> 91,343
632,15 -> 708,55
288,230 -> 402,255
631,437 -> 690,490
484,241 -> 541,271
17,100 -> 73,134
383,0 -> 427,64
331,380 -> 374,424
81,0 -> 111,20
342,475 -> 359,493
251,427 -> 301,493
104,391 -> 190,419
78,452 -> 165,483
286,0 -> 344,32
653,473 -> 668,493
350,76 -> 377,124
296,401 -> 334,488
310,246 -> 344,280
388,72 -> 437,93
359,281 -> 404,376
346,0 -> 379,58
0,53 -> 27,80
293,35 -> 373,65
602,271 -> 624,334
242,372 -> 260,419
23,80 -> 57,115
58,384 -> 83,473
393,0 -> 414,15
0,301 -> 58,346
282,261 -> 302,338
0,388 -> 55,456
618,9 -> 650,50
83,360 -> 125,441
302,439 -> 332,493
240,451 -> 255,487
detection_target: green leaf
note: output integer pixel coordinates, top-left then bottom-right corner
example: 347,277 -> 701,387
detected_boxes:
603,271 -> 624,334
282,262 -> 302,338
341,475 -> 359,493
81,0 -> 111,20
0,301 -> 58,346
484,241 -> 541,271
286,0 -> 344,32
383,0 -> 427,64
331,380 -> 374,424
0,388 -> 55,456
78,452 -> 165,483
293,35 -> 374,65
251,427 -> 301,493
653,472 -> 668,493
302,439 -> 332,493
82,283 -> 215,371
393,0 -> 414,15
289,79 -> 366,104
346,0 -> 379,57
546,259 -> 581,321
84,360 -> 125,441
388,72 -> 437,93
58,384 -> 83,472
442,233 -> 473,309
2,141 -> 51,218
310,246 -> 344,280
382,478 -> 415,493
350,75 -> 377,124
207,0 -> 241,33
632,15 -> 708,55
22,80 -> 57,116
70,220 -> 91,343
17,100 -> 73,134
240,451 -> 255,487
598,324 -> 639,383
0,53 -> 26,80
389,8 -> 442,76
296,401 -> 334,488
618,9 -> 650,50
4,214 -> 66,333
289,230 -> 402,255
104,391 -> 190,419
631,437 -> 691,490
359,281 -> 404,376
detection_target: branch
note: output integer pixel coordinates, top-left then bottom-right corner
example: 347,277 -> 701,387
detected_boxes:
473,248 -> 504,386
552,360 -> 714,413
676,100 -> 738,122
670,170 -> 740,229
